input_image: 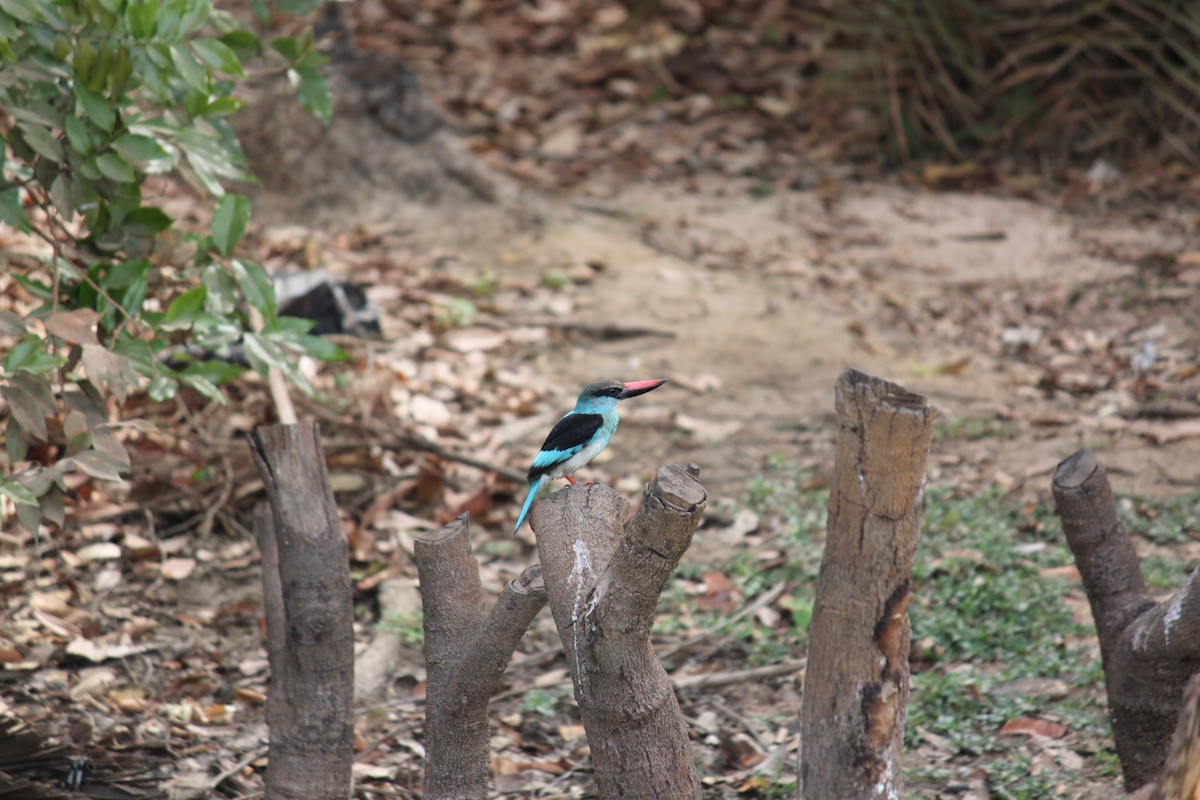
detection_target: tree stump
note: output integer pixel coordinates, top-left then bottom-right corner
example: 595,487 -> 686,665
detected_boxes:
530,464 -> 707,800
799,369 -> 936,800
249,423 -> 354,800
414,515 -> 547,800
1052,449 -> 1200,791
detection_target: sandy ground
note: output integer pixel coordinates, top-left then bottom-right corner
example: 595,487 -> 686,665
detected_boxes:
374,171 -> 1197,505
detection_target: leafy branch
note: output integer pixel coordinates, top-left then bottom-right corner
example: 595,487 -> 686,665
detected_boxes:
0,0 -> 340,531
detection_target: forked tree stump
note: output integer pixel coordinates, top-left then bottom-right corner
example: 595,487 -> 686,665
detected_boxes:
799,370 -> 936,800
530,464 -> 707,800
1053,449 -> 1200,792
249,424 -> 354,800
414,516 -> 547,800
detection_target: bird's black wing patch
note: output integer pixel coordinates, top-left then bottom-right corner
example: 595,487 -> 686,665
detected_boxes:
528,413 -> 604,482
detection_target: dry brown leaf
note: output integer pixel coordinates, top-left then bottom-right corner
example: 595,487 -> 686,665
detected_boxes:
1039,565 -> 1082,581
533,667 -> 569,688
999,717 -> 1067,739
76,541 -> 122,563
44,308 -> 100,345
1135,419 -> 1200,445
160,557 -> 197,581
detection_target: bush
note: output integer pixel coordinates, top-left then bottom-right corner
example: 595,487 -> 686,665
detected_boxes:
810,0 -> 1200,166
0,0 -> 338,531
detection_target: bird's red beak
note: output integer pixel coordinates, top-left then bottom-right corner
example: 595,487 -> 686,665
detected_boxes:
618,379 -> 668,399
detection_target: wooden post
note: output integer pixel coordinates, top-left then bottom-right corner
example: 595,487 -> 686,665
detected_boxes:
1053,449 -> 1200,791
531,464 -> 707,800
800,370 -> 936,800
249,424 -> 354,800
415,516 -> 547,799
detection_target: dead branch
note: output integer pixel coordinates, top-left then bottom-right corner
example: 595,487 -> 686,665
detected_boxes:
354,577 -> 424,705
1053,449 -> 1200,791
800,369 -> 936,800
530,463 -> 707,800
414,516 -> 547,800
249,423 -> 355,800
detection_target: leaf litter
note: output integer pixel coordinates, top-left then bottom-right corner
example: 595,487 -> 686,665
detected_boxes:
1,2 -> 1199,798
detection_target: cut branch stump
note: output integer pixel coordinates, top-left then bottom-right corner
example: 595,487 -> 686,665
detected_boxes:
249,423 -> 354,800
800,369 -> 936,800
415,515 -> 547,800
530,463 -> 707,800
1053,449 -> 1200,791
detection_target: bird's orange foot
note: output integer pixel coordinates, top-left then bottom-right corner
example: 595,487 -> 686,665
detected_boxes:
564,475 -> 577,485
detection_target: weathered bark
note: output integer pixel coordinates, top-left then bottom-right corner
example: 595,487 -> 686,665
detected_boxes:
800,369 -> 936,800
1150,674 -> 1200,800
1053,449 -> 1200,791
415,515 -> 547,800
530,464 -> 706,800
249,424 -> 355,800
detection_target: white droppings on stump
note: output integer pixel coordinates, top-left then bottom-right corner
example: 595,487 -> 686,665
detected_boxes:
568,539 -> 594,693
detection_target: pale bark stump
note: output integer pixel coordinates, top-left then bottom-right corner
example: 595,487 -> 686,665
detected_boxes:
530,464 -> 707,800
1053,449 -> 1200,792
249,424 -> 354,800
799,369 -> 936,800
414,515 -> 547,800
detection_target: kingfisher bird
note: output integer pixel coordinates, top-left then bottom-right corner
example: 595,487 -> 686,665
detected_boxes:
513,378 -> 668,533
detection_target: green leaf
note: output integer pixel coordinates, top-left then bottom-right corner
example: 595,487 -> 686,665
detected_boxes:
122,206 -> 173,235
231,259 -> 274,318
162,285 -> 206,329
182,357 -> 243,386
180,371 -> 221,400
5,418 -> 28,463
220,28 -> 260,59
271,35 -> 302,61
124,0 -> 158,39
49,174 -> 75,219
14,499 -> 40,534
39,484 -> 65,527
0,187 -> 31,232
64,116 -> 93,153
242,331 -> 286,370
112,133 -> 169,163
289,65 -> 331,124
4,334 -> 65,375
0,379 -> 52,440
70,449 -> 126,482
210,192 -> 249,255
192,37 -> 244,77
0,480 -> 38,507
170,43 -> 209,92
10,275 -> 52,301
277,0 -> 322,15
177,0 -> 211,34
18,122 -> 64,162
0,0 -> 39,24
95,151 -> 135,182
288,333 -> 349,362
73,80 -> 116,131
147,374 -> 178,401
201,265 -> 239,315
201,96 -> 244,118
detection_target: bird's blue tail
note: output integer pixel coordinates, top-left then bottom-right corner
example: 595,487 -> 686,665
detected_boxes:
513,475 -> 545,534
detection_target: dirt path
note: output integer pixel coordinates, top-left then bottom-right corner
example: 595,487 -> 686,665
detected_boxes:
428,173 -> 1196,502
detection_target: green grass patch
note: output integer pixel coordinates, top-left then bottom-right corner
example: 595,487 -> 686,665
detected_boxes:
666,459 -> 1200,798
931,416 -> 1018,443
